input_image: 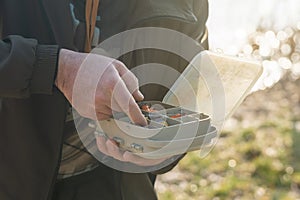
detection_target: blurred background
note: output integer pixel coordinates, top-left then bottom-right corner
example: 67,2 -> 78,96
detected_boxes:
156,0 -> 300,199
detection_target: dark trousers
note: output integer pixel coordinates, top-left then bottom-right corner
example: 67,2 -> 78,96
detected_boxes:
52,163 -> 158,200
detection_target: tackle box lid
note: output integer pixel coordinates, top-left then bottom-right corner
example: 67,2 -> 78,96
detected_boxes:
163,50 -> 263,125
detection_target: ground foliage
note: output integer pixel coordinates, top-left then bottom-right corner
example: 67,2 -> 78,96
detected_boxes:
156,25 -> 300,200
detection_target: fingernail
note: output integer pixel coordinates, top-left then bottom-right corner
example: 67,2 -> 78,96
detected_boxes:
137,90 -> 144,99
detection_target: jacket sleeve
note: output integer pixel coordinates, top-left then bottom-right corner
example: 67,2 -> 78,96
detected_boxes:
0,35 -> 59,98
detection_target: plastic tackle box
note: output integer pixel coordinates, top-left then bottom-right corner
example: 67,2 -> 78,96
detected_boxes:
94,51 -> 263,159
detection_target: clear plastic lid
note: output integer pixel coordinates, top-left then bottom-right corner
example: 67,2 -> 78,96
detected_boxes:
163,50 -> 263,125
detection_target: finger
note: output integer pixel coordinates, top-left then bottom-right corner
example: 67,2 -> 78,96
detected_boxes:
132,89 -> 144,102
121,72 -> 144,101
96,136 -> 109,155
112,79 -> 147,126
123,151 -> 167,166
114,61 -> 144,101
94,87 -> 123,113
110,99 -> 123,113
106,139 -> 125,162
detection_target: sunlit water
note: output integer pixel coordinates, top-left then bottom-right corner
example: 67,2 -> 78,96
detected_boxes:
207,0 -> 300,91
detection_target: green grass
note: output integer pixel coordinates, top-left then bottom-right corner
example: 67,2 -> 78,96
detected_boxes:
156,78 -> 300,199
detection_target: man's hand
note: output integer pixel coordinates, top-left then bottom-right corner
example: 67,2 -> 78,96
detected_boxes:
55,49 -> 147,126
96,135 -> 168,167
55,49 -> 167,167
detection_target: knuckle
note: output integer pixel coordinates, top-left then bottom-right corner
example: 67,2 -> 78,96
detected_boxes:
130,73 -> 138,84
134,76 -> 139,84
113,60 -> 126,69
128,99 -> 138,108
106,76 -> 119,88
95,93 -> 108,104
99,77 -> 119,93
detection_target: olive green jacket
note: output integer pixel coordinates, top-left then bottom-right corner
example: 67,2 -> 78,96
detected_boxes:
0,0 -> 208,199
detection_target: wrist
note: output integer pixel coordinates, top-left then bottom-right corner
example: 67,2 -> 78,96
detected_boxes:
55,49 -> 85,102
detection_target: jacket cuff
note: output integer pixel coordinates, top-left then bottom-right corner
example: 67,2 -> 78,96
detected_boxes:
31,45 -> 59,94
